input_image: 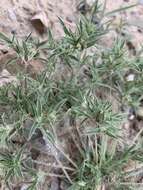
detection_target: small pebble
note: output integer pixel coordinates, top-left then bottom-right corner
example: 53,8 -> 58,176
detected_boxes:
31,12 -> 48,34
8,9 -> 17,21
126,74 -> 135,81
128,114 -> 135,121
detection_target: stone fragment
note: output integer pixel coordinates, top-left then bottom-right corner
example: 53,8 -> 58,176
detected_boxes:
31,12 -> 48,34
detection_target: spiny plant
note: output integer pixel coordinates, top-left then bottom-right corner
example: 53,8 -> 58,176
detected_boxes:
71,95 -> 123,137
0,32 -> 39,65
0,1 -> 143,189
67,132 -> 143,190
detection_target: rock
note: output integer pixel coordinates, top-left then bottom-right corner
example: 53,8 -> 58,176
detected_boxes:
128,114 -> 135,121
31,12 -> 48,34
126,74 -> 135,81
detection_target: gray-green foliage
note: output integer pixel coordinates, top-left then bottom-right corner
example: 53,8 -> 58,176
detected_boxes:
0,1 -> 143,189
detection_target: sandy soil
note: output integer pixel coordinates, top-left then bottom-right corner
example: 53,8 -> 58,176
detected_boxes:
0,0 -> 76,38
0,0 -> 143,48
